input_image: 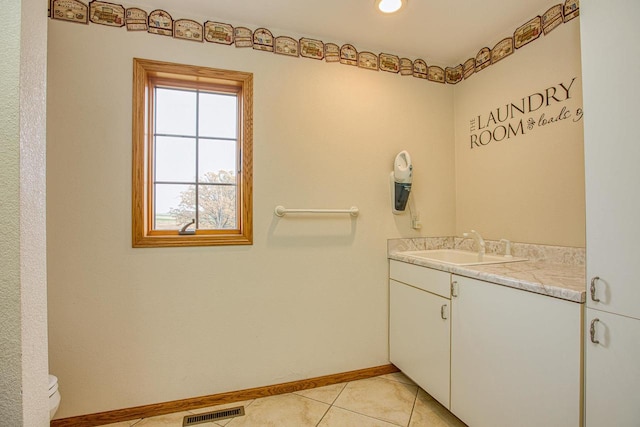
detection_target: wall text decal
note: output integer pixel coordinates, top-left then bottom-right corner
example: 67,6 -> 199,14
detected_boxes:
469,77 -> 583,149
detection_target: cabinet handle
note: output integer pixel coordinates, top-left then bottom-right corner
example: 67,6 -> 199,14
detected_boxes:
590,276 -> 600,302
451,281 -> 458,298
441,304 -> 448,320
590,318 -> 600,344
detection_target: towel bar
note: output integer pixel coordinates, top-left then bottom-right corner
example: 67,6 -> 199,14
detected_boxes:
274,205 -> 359,217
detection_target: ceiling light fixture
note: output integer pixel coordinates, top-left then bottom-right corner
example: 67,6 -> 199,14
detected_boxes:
375,0 -> 405,14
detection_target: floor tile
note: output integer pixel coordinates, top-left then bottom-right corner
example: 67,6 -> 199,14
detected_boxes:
333,377 -> 418,426
225,393 -> 329,427
409,389 -> 467,427
95,375 -> 468,427
96,421 -> 142,427
379,371 -> 416,386
133,410 -> 194,426
318,406 -> 401,426
293,382 -> 347,405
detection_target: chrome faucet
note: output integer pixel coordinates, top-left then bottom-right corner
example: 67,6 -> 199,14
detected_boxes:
463,230 -> 485,256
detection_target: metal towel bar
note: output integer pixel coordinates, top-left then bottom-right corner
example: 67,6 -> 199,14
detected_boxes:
274,205 -> 359,217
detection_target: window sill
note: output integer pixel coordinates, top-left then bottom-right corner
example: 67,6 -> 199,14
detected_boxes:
132,232 -> 253,248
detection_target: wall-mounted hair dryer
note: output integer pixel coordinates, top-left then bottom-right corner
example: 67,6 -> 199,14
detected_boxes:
390,150 -> 412,214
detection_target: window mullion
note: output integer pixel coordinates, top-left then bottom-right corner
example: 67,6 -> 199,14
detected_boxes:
153,86 -> 158,230
195,90 -> 200,230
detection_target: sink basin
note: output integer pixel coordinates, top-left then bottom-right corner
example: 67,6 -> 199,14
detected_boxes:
398,249 -> 527,266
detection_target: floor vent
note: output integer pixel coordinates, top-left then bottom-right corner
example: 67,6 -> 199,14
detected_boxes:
182,406 -> 245,426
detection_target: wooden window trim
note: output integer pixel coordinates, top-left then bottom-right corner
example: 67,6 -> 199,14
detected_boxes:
132,58 -> 253,248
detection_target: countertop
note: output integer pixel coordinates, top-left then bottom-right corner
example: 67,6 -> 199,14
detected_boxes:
389,251 -> 586,303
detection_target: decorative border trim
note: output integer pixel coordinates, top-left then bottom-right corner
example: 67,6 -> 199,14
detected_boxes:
564,0 -> 580,22
413,59 -> 428,79
325,43 -> 340,62
463,58 -> 475,79
48,0 -> 580,84
275,36 -> 299,57
89,1 -> 124,27
174,19 -> 203,42
400,58 -> 413,76
147,9 -> 172,36
50,364 -> 399,427
491,37 -> 514,64
427,66 -> 445,83
358,51 -> 379,71
51,0 -> 88,24
300,38 -> 324,60
253,28 -> 274,52
234,27 -> 253,47
204,21 -> 233,44
542,4 -> 564,35
514,16 -> 542,49
340,43 -> 358,66
475,47 -> 491,71
125,7 -> 147,31
380,53 -> 400,73
445,65 -> 463,84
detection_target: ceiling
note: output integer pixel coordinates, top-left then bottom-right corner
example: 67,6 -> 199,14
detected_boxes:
133,0 -> 558,66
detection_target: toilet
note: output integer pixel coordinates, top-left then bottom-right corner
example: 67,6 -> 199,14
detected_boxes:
49,375 -> 61,420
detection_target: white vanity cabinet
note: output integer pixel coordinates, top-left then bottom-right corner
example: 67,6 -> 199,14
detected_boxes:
389,260 -> 451,408
450,275 -> 582,427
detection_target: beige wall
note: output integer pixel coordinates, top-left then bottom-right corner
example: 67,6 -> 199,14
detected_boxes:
48,9 -> 586,419
1,0 -> 50,424
454,20 -> 585,247
47,21 -> 456,417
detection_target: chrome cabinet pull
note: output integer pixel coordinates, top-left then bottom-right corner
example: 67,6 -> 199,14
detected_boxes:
590,276 -> 601,302
441,304 -> 448,320
451,281 -> 458,298
590,318 -> 600,344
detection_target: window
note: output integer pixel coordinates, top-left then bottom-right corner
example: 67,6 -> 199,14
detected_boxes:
132,58 -> 253,247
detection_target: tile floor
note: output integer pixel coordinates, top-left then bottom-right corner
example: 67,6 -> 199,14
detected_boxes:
97,373 -> 467,427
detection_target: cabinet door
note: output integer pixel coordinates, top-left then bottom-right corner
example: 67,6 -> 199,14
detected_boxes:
451,275 -> 581,427
582,0 -> 640,320
389,279 -> 450,408
585,308 -> 640,426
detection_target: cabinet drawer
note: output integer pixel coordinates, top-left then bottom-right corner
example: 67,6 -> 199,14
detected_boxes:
389,260 -> 450,298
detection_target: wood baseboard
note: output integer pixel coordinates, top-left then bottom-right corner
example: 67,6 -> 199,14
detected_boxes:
51,364 -> 399,427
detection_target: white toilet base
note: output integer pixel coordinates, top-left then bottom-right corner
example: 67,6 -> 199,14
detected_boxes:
49,374 -> 61,420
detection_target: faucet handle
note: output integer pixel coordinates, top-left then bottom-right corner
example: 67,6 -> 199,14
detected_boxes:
500,238 -> 513,257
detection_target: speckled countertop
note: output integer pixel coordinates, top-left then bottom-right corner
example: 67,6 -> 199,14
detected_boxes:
388,238 -> 586,303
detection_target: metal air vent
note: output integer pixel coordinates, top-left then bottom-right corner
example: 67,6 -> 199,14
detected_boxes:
182,406 -> 245,426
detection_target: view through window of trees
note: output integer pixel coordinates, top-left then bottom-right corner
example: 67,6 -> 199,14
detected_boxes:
163,171 -> 237,230
152,86 -> 238,231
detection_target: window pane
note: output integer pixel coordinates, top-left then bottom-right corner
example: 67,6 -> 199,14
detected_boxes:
155,136 -> 196,183
156,88 -> 196,136
198,185 -> 237,230
198,139 -> 237,181
198,92 -> 237,138
154,184 -> 195,230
